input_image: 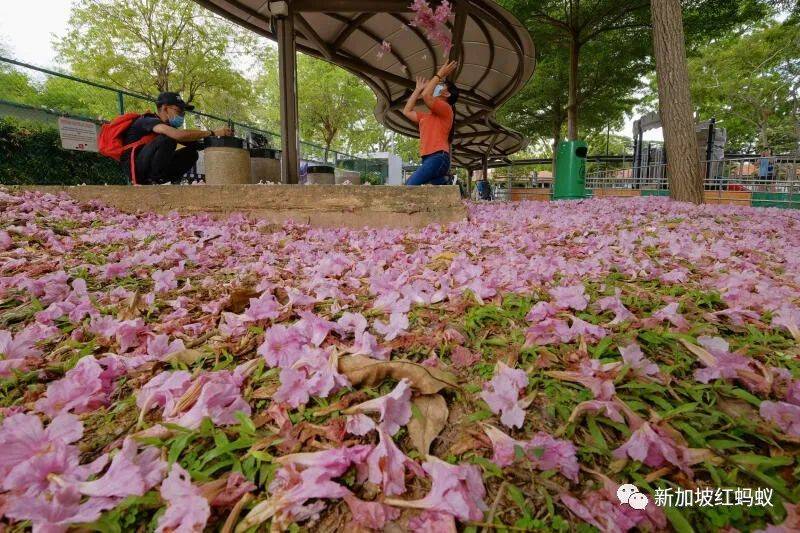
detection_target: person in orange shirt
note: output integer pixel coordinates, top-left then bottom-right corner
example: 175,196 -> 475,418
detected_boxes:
402,60 -> 460,185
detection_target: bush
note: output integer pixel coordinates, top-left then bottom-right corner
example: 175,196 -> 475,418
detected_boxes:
0,117 -> 126,185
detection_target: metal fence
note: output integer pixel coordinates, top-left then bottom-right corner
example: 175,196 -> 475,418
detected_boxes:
0,55 -> 372,174
584,155 -> 800,208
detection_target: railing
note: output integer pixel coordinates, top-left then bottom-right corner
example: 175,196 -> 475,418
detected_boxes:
584,155 -> 800,208
0,55 -> 370,172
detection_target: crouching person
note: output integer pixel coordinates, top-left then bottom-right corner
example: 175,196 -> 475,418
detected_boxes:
100,92 -> 231,184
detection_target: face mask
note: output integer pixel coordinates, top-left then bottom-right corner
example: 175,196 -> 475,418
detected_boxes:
433,84 -> 445,97
169,114 -> 184,128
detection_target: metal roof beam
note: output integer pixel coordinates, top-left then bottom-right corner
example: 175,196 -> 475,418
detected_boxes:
293,0 -> 412,12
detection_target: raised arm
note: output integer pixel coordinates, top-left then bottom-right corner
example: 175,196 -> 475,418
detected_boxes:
402,77 -> 428,123
421,60 -> 458,109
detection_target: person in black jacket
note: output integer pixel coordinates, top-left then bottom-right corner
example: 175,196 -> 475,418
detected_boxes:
121,92 -> 232,184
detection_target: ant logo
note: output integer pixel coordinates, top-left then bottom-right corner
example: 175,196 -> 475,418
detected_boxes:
617,484 -> 649,510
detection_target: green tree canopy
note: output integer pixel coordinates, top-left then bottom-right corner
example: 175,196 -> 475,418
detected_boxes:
254,48 -> 385,160
55,0 -> 255,114
688,19 -> 799,151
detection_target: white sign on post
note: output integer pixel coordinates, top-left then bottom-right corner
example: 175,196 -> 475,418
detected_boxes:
58,117 -> 99,152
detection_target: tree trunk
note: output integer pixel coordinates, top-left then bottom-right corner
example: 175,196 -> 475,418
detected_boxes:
567,36 -> 580,140
651,0 -> 703,204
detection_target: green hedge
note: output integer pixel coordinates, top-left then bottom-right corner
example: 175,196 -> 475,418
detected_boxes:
0,117 -> 127,185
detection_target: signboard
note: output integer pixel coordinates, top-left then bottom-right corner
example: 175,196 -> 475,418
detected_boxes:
57,117 -> 99,152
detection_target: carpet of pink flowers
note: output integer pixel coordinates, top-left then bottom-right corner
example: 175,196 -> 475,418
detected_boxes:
1,188 -> 799,532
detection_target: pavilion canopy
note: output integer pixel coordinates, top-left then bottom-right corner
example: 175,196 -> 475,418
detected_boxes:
193,0 -> 535,169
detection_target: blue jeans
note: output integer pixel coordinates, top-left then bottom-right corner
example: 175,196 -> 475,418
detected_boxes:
407,151 -> 450,185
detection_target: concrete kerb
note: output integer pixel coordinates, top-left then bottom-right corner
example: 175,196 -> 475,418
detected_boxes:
15,184 -> 468,229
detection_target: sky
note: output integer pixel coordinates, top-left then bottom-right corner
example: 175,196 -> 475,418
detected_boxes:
0,0 -> 660,142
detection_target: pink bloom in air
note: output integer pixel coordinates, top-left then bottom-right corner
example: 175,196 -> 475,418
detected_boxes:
481,362 -> 528,428
376,40 -> 392,59
156,463 -> 210,533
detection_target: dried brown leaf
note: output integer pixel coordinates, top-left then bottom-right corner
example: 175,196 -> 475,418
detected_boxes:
338,355 -> 458,394
225,288 -> 260,314
407,394 -> 448,456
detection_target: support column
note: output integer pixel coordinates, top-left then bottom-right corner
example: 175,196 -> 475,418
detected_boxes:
276,10 -> 299,184
466,169 -> 473,198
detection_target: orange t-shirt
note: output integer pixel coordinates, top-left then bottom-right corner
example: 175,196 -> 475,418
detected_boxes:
418,98 -> 453,156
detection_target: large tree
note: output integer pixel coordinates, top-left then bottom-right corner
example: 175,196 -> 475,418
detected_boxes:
689,20 -> 799,152
55,0 -> 254,114
651,0 -> 703,203
501,0 -> 651,140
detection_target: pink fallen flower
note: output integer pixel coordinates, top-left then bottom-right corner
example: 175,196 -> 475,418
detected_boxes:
524,316 -> 571,346
568,399 -> 625,423
344,493 -> 400,529
258,324 -> 305,368
596,290 -> 635,325
337,312 -> 368,338
167,371 -> 251,429
0,229 -> 12,250
525,301 -> 560,323
244,292 -> 281,322
756,502 -> 800,532
408,510 -> 457,533
345,413 -> 376,436
450,345 -> 480,368
115,318 -> 148,352
274,347 -> 349,407
79,437 -> 166,498
550,284 -> 589,311
0,412 -> 84,480
481,362 -> 528,428
347,379 -> 412,435
35,355 -> 124,416
240,446 -> 373,529
137,370 -> 193,417
760,401 -> 800,437
296,311 -> 340,346
146,333 -> 185,360
152,268 -> 178,293
548,359 -> 617,401
374,312 -> 409,341
568,316 -> 608,342
613,421 -> 692,475
647,302 -> 690,331
0,326 -> 44,375
210,472 -> 257,507
4,484 -> 117,532
691,336 -> 761,388
619,343 -> 659,378
156,463 -> 210,533
366,428 -> 413,496
482,424 -> 579,481
349,330 -> 391,360
385,456 -> 486,522
772,305 -> 800,341
562,471 -> 667,533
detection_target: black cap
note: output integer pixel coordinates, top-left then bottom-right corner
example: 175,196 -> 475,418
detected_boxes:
155,92 -> 195,111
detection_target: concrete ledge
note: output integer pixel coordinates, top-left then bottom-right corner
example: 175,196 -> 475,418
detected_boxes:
17,185 -> 467,229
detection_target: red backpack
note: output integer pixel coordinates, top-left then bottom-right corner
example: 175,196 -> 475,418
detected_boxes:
98,112 -> 158,184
